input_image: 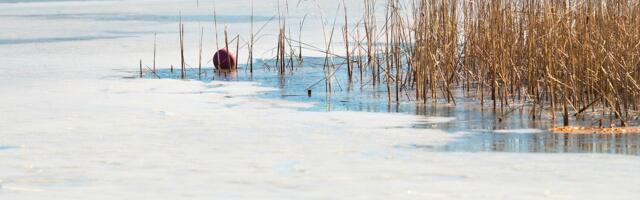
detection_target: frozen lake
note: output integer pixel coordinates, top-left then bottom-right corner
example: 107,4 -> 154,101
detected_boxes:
1,0 -> 639,199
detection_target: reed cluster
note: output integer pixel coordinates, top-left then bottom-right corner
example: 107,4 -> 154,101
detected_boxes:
367,0 -> 640,126
453,0 -> 639,126
275,0 -> 298,74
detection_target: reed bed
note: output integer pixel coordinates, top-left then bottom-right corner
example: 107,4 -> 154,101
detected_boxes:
452,0 -> 640,126
359,0 -> 640,126
333,0 -> 639,126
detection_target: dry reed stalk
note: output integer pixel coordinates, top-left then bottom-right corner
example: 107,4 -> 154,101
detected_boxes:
298,15 -> 307,63
224,26 -> 229,67
448,0 -> 640,126
275,0 -> 286,74
384,6 -> 391,105
323,21 -> 337,94
248,0 -> 255,73
198,27 -> 203,79
235,34 -> 240,69
276,28 -> 286,74
363,0 -> 378,87
180,24 -> 185,79
153,33 -> 157,73
178,12 -> 185,79
356,26 -> 364,86
284,0 -> 296,71
388,0 -> 408,104
213,1 -> 220,72
342,0 -> 352,82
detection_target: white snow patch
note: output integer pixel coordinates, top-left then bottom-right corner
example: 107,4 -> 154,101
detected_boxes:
422,117 -> 457,123
208,81 -> 278,96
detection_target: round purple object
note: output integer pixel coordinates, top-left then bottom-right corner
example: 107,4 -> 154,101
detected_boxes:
213,48 -> 236,70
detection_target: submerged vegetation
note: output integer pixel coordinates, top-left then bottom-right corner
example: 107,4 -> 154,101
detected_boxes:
140,0 -> 640,128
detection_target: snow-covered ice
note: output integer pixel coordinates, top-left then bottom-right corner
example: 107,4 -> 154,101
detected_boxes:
0,0 -> 639,199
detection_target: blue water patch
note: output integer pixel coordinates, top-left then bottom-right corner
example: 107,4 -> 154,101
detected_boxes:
0,36 -> 130,45
0,0 -> 89,3
3,13 -> 275,23
146,57 -> 422,114
0,145 -> 19,151
399,131 -> 640,155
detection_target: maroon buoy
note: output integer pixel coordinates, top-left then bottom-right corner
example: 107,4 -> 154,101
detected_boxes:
213,48 -> 236,70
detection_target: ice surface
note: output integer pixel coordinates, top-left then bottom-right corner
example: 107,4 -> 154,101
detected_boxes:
0,0 -> 639,199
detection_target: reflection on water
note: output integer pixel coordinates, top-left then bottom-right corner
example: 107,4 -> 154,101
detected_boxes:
406,100 -> 640,155
400,130 -> 640,155
145,58 -> 640,156
441,132 -> 640,155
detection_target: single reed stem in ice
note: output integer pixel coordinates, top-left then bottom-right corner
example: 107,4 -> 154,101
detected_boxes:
248,0 -> 255,73
179,11 -> 185,79
153,33 -> 157,73
235,34 -> 240,69
342,0 -> 352,82
198,27 -> 203,80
